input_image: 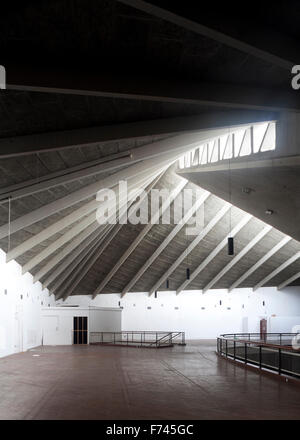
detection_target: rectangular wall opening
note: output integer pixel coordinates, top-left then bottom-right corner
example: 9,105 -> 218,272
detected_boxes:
73,316 -> 88,345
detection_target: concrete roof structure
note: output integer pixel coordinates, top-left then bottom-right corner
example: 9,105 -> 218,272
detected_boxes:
0,0 -> 299,299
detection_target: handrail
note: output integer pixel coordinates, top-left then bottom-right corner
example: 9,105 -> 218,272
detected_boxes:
149,332 -> 172,347
217,333 -> 300,379
149,331 -> 184,347
219,333 -> 300,351
89,331 -> 186,348
221,333 -> 298,337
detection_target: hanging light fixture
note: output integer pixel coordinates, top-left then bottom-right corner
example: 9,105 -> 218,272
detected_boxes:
227,237 -> 234,255
8,196 -> 11,253
166,279 -> 169,289
186,268 -> 190,280
227,154 -> 234,256
186,226 -> 190,280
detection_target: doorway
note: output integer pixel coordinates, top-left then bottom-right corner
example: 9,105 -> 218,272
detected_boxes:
73,316 -> 88,344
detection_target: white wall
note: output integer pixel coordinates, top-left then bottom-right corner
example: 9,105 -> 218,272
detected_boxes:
41,306 -> 122,345
41,307 -> 88,345
0,248 -> 56,358
89,308 -> 122,333
1,235 -> 300,355
59,286 -> 300,339
269,316 -> 300,333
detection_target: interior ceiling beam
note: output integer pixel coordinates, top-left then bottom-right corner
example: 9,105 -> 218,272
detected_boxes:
33,222 -> 116,288
23,213 -> 98,275
57,223 -> 123,301
0,111 -> 277,159
176,214 -> 252,295
277,271 -> 300,291
22,213 -> 97,274
0,151 -> 132,201
56,223 -> 123,301
178,155 -> 300,175
228,236 -> 291,292
48,225 -> 114,295
39,174 -> 155,289
117,0 -> 295,70
35,221 -> 99,291
58,171 -> 162,300
32,170 -> 161,284
92,180 -> 187,298
6,170 -> 155,263
121,190 -> 210,297
0,133 -> 196,240
148,202 -> 231,296
42,225 -> 113,290
253,252 -> 300,291
0,112 -> 274,202
203,225 -> 272,293
7,198 -> 98,262
7,75 -> 299,112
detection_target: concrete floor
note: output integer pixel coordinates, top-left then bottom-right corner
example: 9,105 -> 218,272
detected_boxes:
0,340 -> 300,420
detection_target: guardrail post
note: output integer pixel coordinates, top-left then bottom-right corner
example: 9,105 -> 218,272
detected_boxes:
225,339 -> 228,358
245,343 -> 247,364
220,338 -> 222,355
259,345 -> 262,369
278,348 -> 281,375
280,334 -> 282,345
234,341 -> 236,360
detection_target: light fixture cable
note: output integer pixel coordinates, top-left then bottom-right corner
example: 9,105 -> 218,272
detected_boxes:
8,196 -> 11,253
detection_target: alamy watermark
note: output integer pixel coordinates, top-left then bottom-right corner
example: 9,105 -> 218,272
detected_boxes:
292,65 -> 300,90
292,325 -> 300,350
96,181 -> 205,235
0,65 -> 5,89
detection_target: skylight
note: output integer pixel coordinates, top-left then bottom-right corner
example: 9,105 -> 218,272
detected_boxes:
178,121 -> 276,169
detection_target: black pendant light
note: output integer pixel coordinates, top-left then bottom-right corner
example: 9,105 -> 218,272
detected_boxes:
228,237 -> 234,255
166,279 -> 169,289
186,228 -> 190,280
227,156 -> 234,256
186,267 -> 190,280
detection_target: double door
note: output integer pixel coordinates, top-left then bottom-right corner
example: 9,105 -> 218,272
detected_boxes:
73,316 -> 88,344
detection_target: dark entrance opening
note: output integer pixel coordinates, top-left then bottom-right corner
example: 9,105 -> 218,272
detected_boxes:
73,316 -> 88,345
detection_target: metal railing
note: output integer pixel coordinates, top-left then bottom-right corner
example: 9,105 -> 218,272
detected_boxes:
217,333 -> 300,379
220,332 -> 299,346
90,331 -> 186,348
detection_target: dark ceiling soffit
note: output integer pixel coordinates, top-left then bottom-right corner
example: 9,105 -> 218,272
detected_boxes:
0,110 -> 277,158
117,0 -> 296,70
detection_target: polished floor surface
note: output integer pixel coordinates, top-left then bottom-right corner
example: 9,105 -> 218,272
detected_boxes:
0,340 -> 300,420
